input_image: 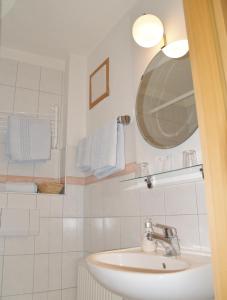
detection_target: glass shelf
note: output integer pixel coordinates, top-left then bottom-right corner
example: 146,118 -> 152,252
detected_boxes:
121,164 -> 203,185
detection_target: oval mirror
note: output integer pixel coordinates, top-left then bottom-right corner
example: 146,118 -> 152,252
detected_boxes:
136,51 -> 198,149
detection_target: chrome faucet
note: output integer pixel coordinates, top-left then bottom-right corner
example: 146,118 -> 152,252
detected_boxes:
147,223 -> 180,256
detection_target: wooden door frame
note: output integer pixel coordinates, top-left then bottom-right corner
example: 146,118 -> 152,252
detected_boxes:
183,1 -> 227,299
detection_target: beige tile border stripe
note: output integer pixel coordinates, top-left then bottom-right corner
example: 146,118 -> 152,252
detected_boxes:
66,162 -> 137,185
0,175 -> 59,184
0,162 -> 137,186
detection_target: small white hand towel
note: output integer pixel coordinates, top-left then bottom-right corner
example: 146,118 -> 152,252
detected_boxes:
8,116 -> 51,161
76,136 -> 92,173
5,182 -> 37,193
91,120 -> 125,179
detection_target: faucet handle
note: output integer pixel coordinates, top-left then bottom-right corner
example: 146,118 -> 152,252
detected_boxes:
144,219 -> 153,229
154,223 -> 178,238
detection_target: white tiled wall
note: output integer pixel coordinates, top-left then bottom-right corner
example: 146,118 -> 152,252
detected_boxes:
0,184 -> 84,299
84,176 -> 210,254
0,57 -> 66,180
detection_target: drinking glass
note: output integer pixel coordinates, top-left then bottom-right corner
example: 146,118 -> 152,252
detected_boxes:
182,150 -> 197,167
136,162 -> 150,177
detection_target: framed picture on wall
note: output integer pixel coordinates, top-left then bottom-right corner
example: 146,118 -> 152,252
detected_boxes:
89,58 -> 109,109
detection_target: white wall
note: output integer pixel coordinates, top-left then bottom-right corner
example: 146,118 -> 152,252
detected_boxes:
0,1 -> 211,299
0,188 -> 84,300
0,50 -> 85,300
84,0 -> 210,254
0,50 -> 66,181
65,54 -> 88,178
86,0 -> 202,168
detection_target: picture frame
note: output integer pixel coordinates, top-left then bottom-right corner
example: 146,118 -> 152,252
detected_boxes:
89,58 -> 110,109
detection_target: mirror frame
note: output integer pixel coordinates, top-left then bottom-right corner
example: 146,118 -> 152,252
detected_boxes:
135,51 -> 198,149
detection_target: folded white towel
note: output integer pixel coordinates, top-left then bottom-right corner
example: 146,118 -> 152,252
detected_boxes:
91,120 -> 125,179
76,136 -> 92,173
8,116 -> 51,161
5,182 -> 37,193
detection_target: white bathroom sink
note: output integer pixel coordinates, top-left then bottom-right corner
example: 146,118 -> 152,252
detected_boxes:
86,248 -> 213,300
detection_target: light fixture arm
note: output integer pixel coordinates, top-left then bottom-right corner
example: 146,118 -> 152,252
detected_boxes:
132,14 -> 189,58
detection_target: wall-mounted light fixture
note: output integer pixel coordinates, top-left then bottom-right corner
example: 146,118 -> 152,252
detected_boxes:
161,39 -> 189,58
132,14 -> 164,48
132,14 -> 189,58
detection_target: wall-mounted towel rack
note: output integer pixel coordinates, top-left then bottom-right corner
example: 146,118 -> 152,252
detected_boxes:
0,104 -> 59,149
117,115 -> 131,125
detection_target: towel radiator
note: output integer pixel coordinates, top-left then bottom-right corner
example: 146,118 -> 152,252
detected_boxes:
0,104 -> 59,149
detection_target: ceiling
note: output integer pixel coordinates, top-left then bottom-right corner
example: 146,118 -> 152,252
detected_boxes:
0,0 -> 139,59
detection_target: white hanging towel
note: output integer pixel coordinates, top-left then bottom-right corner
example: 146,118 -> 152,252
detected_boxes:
91,119 -> 125,179
76,136 -> 92,173
8,115 -> 51,161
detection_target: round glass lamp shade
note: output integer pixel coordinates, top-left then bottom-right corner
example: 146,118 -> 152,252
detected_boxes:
162,39 -> 189,58
132,14 -> 164,48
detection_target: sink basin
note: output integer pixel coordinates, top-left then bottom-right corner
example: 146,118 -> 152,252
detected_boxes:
86,248 -> 213,300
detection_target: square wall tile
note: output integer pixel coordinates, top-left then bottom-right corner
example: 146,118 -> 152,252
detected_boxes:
14,87 -> 39,113
166,215 -> 200,250
49,218 -> 62,253
89,183 -> 105,218
48,290 -> 61,300
40,68 -> 62,95
7,193 -> 36,209
38,92 -> 61,114
2,255 -> 33,296
62,252 -> 83,289
29,209 -> 40,235
63,218 -> 83,252
0,255 -> 3,292
120,217 -> 141,248
140,187 -> 165,216
0,143 -> 8,173
4,236 -> 34,255
33,293 -> 48,300
64,184 -> 84,218
65,146 -> 77,177
7,161 -> 34,177
0,237 -> 5,255
165,183 -> 197,215
83,218 -> 90,252
62,288 -> 77,300
35,218 -> 49,253
89,218 -> 104,252
49,194 -> 63,217
16,63 -> 40,90
0,193 -> 7,208
199,214 -> 211,252
2,294 -> 33,300
1,208 -> 30,236
48,253 -> 62,291
104,218 -> 121,250
0,58 -> 17,86
0,84 -> 15,112
117,183 -> 140,217
34,149 -> 60,178
196,181 -> 208,214
37,194 -> 50,217
102,180 -> 122,217
33,254 -> 49,292
84,185 -> 91,218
